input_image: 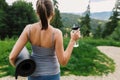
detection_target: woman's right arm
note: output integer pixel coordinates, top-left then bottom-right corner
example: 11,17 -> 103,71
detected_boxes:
55,29 -> 80,66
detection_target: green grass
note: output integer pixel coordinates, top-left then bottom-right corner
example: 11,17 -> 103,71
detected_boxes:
0,37 -> 31,77
81,37 -> 120,47
0,37 -> 120,77
61,37 -> 120,76
0,38 -> 16,77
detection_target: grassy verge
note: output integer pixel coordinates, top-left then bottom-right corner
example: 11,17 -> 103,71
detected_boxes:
0,38 -> 30,77
81,37 -> 120,47
61,37 -> 120,76
0,38 -> 16,77
0,37 -> 120,77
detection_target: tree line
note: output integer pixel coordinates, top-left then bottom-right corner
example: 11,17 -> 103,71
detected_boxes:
0,0 -> 37,39
78,2 -> 120,41
0,0 -> 63,39
1,0 -> 120,41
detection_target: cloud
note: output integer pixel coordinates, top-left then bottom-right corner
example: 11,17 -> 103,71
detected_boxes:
91,0 -> 106,2
90,0 -> 116,12
6,0 -> 116,13
58,0 -> 116,13
58,0 -> 89,13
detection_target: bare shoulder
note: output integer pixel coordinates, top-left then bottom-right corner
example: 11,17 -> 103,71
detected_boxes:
54,28 -> 62,36
21,24 -> 30,33
24,22 -> 38,31
53,28 -> 63,41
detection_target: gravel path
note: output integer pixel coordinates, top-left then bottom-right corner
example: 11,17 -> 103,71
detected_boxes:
0,46 -> 120,80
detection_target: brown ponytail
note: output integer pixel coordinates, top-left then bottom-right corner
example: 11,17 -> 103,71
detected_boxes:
36,0 -> 54,30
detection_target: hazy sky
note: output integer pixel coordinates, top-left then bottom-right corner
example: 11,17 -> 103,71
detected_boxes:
6,0 -> 116,13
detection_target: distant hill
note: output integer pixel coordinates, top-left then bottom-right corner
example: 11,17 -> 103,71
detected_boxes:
90,11 -> 112,20
60,13 -> 107,35
61,13 -> 80,27
73,11 -> 112,20
60,13 -> 106,28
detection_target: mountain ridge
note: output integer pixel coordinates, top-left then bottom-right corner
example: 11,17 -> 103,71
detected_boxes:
90,11 -> 112,20
67,11 -> 112,20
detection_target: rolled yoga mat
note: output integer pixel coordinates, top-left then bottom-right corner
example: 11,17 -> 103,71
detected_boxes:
15,47 -> 36,79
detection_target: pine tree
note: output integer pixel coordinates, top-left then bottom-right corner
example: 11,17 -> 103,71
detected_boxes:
51,0 -> 63,29
93,22 -> 102,38
102,0 -> 120,38
110,21 -> 120,41
79,0 -> 91,37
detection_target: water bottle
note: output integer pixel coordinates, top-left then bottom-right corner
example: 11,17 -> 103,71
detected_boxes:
72,24 -> 79,47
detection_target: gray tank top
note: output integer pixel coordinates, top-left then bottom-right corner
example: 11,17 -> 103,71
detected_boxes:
28,25 -> 60,76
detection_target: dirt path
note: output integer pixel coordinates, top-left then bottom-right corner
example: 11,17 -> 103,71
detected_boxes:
61,46 -> 120,80
0,46 -> 120,80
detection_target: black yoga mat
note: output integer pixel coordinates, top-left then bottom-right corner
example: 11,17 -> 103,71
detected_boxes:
15,47 -> 36,79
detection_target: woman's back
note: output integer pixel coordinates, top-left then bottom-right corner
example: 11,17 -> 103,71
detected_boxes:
29,22 -> 55,48
29,22 -> 60,76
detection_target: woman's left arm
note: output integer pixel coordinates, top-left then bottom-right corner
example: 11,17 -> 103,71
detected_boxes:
9,25 -> 30,67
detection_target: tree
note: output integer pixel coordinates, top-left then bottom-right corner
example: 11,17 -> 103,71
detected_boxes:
79,0 -> 91,37
0,0 -> 8,11
7,0 -> 38,36
102,0 -> 120,38
0,9 -> 8,39
110,21 -> 120,41
79,14 -> 91,37
102,11 -> 118,38
93,22 -> 102,38
0,0 -> 9,39
51,0 -> 63,29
